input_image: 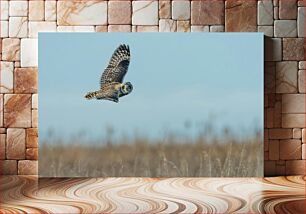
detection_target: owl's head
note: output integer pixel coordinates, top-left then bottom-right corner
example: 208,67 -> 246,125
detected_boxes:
121,82 -> 133,95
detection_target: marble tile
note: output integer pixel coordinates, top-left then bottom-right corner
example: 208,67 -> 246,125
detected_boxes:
276,61 -> 298,93
26,128 -> 38,148
32,94 -> 38,109
191,25 -> 209,32
132,1 -> 158,25
0,21 -> 9,38
0,1 -> 9,21
286,160 -> 305,174
299,61 -> 306,69
57,26 -> 95,32
57,1 -> 107,25
274,20 -> 297,37
108,1 -> 131,24
2,38 -> 20,61
303,129 -> 306,143
159,1 -> 171,19
95,26 -> 108,32
0,160 -> 17,175
269,140 -> 279,160
282,114 -> 305,128
225,0 -> 257,32
298,70 -> 305,93
283,38 -> 305,61
45,1 -> 57,21
18,160 -> 38,175
9,17 -> 28,38
298,7 -> 305,37
0,134 -> 5,159
293,128 -> 302,139
172,1 -> 190,20
269,129 -> 293,139
210,25 -> 225,32
177,21 -> 190,32
0,61 -> 14,93
6,128 -> 25,160
264,62 -> 276,93
279,0 -> 297,19
29,21 -> 57,38
14,68 -> 38,93
4,94 -> 31,128
20,39 -> 38,67
0,94 -> 3,128
9,1 -> 28,17
26,148 -> 38,160
298,0 -> 305,6
136,26 -> 159,32
264,38 -> 282,61
282,94 -> 305,113
159,19 -> 177,32
29,1 -> 44,21
32,110 -> 38,128
108,25 -> 131,32
258,26 -> 274,37
191,0 -> 224,25
258,0 -> 273,25
274,6 -> 279,19
280,139 -> 301,160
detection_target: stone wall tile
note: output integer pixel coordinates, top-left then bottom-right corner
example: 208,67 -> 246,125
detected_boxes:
282,114 -> 305,128
14,68 -> 38,93
0,134 -> 5,159
45,1 -> 57,21
172,1 -> 190,21
0,21 -> 8,38
276,61 -> 298,93
18,160 -> 38,175
177,21 -> 190,32
57,1 -> 107,25
2,38 -> 20,61
0,1 -> 9,21
274,20 -> 297,37
283,38 -> 305,61
0,61 -> 14,93
159,1 -> 171,19
0,160 -> 17,175
159,19 -> 177,32
9,17 -> 28,38
108,1 -> 131,24
136,26 -> 159,32
29,21 -> 57,38
26,148 -> 38,160
297,7 -> 305,37
192,0 -> 224,25
26,128 -> 38,148
132,1 -> 158,25
269,140 -> 279,160
258,0 -> 273,25
6,128 -> 25,159
279,0 -> 297,19
269,128 -> 293,139
282,94 -> 305,113
9,1 -> 28,17
298,70 -> 305,93
20,39 -> 38,67
280,139 -> 302,160
4,94 -> 31,128
225,0 -> 256,32
285,160 -> 305,175
29,1 -> 45,21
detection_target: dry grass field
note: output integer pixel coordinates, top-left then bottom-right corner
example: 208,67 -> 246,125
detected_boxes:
39,131 -> 263,177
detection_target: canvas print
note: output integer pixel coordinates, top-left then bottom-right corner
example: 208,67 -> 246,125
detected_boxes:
39,33 -> 264,177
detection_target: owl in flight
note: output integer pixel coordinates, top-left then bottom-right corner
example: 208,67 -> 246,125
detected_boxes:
85,44 -> 133,103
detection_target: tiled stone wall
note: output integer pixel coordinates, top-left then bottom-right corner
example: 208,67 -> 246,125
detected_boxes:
0,0 -> 305,176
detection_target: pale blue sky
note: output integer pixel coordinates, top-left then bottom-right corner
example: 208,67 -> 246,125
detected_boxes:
39,33 -> 263,141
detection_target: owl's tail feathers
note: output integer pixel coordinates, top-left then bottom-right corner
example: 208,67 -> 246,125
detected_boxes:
85,91 -> 98,100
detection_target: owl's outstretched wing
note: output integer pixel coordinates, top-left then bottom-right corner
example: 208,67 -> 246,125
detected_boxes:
100,44 -> 130,88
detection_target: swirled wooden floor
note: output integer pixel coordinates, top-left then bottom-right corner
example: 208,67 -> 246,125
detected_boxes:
0,176 -> 305,214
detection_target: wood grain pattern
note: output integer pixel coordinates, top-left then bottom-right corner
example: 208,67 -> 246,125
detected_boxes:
0,176 -> 305,213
